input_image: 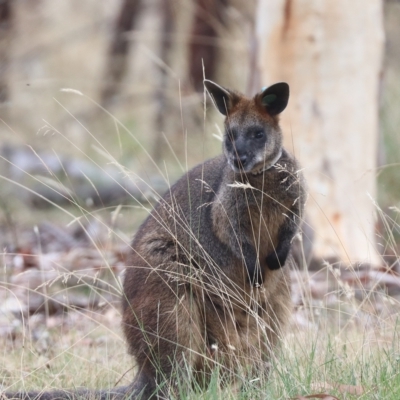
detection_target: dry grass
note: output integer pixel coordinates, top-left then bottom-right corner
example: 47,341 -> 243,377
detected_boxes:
0,86 -> 400,399
1,292 -> 400,399
1,308 -> 131,392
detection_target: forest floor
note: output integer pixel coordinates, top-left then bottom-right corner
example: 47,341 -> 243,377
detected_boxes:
1,219 -> 400,399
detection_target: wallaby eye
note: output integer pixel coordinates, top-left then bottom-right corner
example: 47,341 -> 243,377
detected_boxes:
255,131 -> 264,139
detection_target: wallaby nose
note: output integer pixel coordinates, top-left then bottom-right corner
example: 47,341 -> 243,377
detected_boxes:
234,154 -> 248,169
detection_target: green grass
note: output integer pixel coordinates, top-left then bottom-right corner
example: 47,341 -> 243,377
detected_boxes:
2,304 -> 400,399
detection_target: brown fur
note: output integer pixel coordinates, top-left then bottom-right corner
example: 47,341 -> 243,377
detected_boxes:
122,81 -> 305,398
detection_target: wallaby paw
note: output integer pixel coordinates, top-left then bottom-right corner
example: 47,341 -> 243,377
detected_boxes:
266,253 -> 284,270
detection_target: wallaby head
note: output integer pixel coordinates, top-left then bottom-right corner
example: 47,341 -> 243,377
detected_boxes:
204,80 -> 289,174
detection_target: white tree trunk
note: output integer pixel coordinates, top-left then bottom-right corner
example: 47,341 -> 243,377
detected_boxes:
254,0 -> 384,265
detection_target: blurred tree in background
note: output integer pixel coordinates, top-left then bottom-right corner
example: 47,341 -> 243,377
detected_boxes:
253,0 -> 384,266
0,0 -> 12,104
188,0 -> 228,91
101,0 -> 143,108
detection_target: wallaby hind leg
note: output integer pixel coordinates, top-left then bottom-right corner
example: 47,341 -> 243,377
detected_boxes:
123,268 -> 206,399
125,368 -> 158,400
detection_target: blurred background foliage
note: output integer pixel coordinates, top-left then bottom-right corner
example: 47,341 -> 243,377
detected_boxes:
0,0 -> 398,247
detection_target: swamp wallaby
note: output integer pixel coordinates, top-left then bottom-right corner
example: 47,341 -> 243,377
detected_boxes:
3,81 -> 305,399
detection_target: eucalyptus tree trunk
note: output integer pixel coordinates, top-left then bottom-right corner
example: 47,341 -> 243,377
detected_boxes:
253,0 -> 384,265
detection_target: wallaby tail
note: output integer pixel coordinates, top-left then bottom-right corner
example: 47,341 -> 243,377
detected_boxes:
2,386 -> 133,400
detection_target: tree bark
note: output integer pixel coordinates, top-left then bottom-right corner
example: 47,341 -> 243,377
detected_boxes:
253,0 -> 384,265
0,0 -> 12,104
100,0 -> 142,107
188,0 -> 228,91
152,0 -> 175,162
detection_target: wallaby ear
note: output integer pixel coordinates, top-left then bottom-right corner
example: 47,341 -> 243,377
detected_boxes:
260,82 -> 289,116
204,80 -> 239,116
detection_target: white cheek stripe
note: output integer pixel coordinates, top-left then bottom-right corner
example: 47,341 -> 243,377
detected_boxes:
251,149 -> 282,176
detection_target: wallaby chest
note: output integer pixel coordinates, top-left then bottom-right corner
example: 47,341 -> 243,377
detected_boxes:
211,152 -> 300,262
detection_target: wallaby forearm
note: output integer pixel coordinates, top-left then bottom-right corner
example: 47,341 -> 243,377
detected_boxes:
266,205 -> 300,270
